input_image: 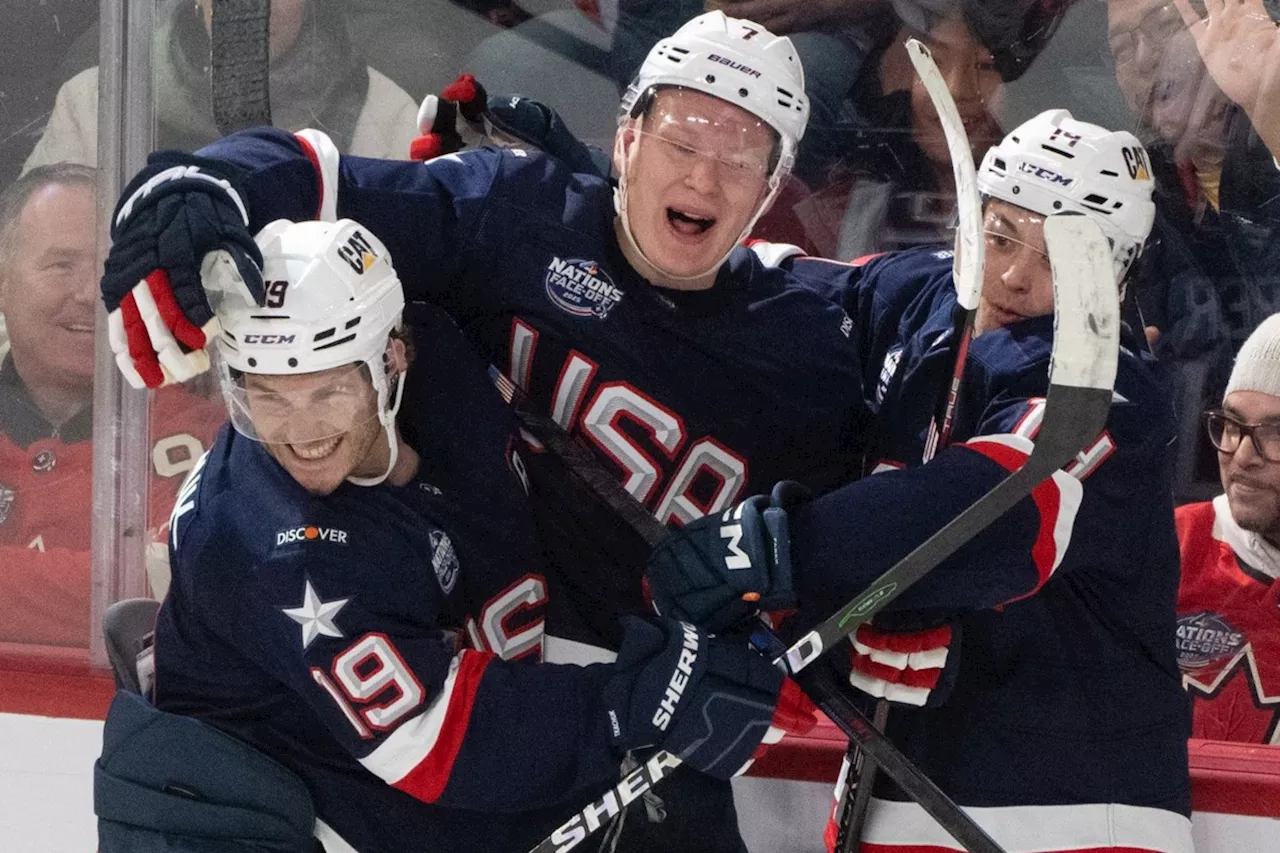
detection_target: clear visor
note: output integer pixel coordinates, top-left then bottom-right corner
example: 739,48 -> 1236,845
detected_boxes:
223,362 -> 380,445
983,205 -> 1051,276
635,90 -> 779,190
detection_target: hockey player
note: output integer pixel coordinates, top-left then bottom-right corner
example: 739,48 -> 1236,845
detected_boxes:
1177,313 -> 1280,744
97,13 -> 862,850
646,110 -> 1196,852
110,217 -> 813,853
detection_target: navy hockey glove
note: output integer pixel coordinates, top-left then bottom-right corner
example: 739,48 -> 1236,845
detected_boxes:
604,617 -> 817,779
646,481 -> 809,633
847,622 -> 961,709
101,152 -> 264,388
410,73 -> 610,178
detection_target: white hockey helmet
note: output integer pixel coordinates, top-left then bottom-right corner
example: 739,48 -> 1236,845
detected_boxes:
216,218 -> 408,486
978,109 -> 1156,282
620,10 -> 810,181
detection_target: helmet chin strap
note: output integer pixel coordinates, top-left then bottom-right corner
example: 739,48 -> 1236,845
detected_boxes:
347,364 -> 408,488
614,131 -> 784,286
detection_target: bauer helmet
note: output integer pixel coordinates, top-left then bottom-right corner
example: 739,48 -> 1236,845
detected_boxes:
215,218 -> 408,486
620,10 -> 809,183
978,108 -> 1156,283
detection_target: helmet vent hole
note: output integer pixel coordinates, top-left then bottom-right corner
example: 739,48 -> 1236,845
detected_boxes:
1011,185 -> 1020,194
1084,193 -> 1108,205
738,87 -> 748,97
1053,201 -> 1062,210
313,327 -> 337,342
993,157 -> 1007,171
247,357 -> 257,368
1042,144 -> 1075,159
344,317 -> 362,330
315,333 -> 358,352
706,74 -> 716,83
1100,169 -> 1119,177
288,358 -> 298,368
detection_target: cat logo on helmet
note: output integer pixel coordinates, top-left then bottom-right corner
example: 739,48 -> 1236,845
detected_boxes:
335,229 -> 379,275
1122,146 -> 1151,181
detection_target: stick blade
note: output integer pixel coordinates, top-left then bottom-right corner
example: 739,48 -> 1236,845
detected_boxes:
1044,215 -> 1120,394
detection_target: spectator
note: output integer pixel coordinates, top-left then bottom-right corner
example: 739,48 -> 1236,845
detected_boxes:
786,5 -> 1003,259
465,0 -> 890,166
0,2 -> 98,190
1105,0 -> 1280,501
23,0 -> 418,172
0,164 -> 217,648
1177,313 -> 1280,743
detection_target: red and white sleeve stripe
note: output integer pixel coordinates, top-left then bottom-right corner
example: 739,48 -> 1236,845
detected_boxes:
359,649 -> 494,803
960,434 -> 1083,603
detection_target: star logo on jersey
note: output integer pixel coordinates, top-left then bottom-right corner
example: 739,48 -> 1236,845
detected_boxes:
545,256 -> 623,320
0,483 -> 13,527
282,580 -> 349,649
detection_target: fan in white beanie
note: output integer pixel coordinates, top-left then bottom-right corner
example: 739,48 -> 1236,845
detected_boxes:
1224,313 -> 1280,401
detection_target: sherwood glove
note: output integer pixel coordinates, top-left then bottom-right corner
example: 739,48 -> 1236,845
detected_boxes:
847,622 -> 961,708
101,152 -> 263,388
603,617 -> 816,779
410,73 -> 610,178
646,481 -> 809,632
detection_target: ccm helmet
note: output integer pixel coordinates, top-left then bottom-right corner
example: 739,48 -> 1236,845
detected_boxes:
620,10 -> 810,181
216,218 -> 407,485
978,109 -> 1156,283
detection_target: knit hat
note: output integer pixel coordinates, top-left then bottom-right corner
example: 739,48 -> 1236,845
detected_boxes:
1225,313 -> 1280,400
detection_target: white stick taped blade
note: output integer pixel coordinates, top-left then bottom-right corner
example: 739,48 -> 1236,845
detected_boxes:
905,39 -> 984,312
1044,215 -> 1120,392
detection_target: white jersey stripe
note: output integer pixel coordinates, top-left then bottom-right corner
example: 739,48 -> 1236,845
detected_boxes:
860,798 -> 1193,853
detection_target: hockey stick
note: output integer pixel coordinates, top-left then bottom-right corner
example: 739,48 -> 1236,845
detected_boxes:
837,38 -> 990,851
778,214 -> 1119,675
907,37 -> 986,462
210,0 -> 273,135
492,372 -> 1005,853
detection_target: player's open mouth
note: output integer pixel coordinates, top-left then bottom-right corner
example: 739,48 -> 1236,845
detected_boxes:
667,207 -> 715,236
290,434 -> 342,461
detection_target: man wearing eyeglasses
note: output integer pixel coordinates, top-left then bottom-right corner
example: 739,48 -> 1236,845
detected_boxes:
1177,313 -> 1280,744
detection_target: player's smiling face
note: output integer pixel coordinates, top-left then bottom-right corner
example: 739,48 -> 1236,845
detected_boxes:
244,365 -> 386,495
1219,391 -> 1280,545
616,89 -> 775,284
976,200 -> 1054,334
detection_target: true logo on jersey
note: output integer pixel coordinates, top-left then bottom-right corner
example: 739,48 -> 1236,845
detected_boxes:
545,257 -> 623,319
430,529 -> 460,594
0,482 -> 13,527
1176,611 -> 1245,669
877,347 -> 903,405
276,525 -> 349,546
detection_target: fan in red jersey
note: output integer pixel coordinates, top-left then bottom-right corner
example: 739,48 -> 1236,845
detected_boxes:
1178,313 -> 1280,744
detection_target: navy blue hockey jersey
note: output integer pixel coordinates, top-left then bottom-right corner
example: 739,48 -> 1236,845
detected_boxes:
154,312 -> 625,853
194,127 -> 868,660
786,248 -> 1194,851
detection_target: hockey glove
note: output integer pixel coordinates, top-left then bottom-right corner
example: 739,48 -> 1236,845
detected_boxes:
410,73 -> 610,178
847,622 -> 961,709
101,152 -> 264,389
603,617 -> 817,780
646,481 -> 809,633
